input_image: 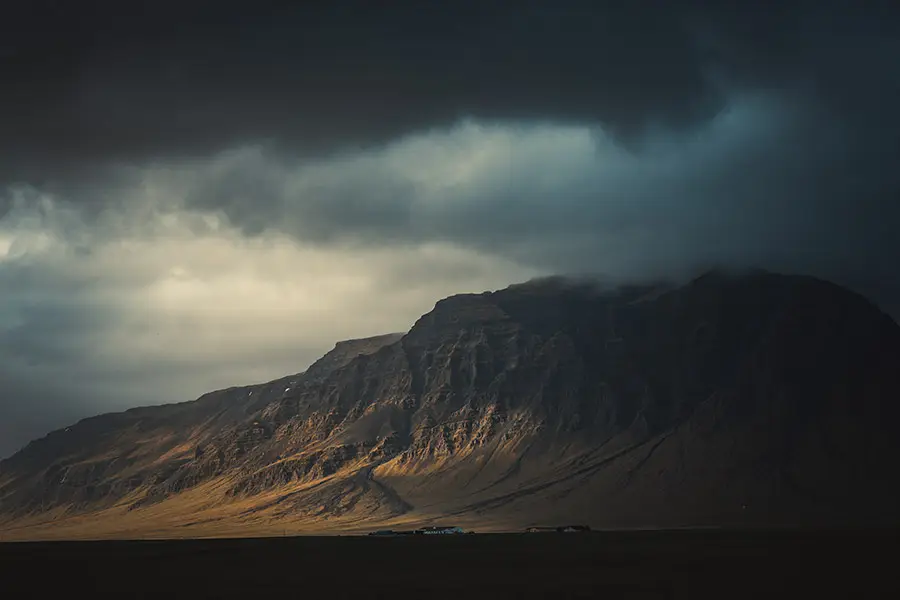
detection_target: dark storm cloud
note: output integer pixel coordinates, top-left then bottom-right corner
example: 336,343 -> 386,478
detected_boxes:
0,1 -> 693,178
4,1 -> 898,273
7,0 -> 897,183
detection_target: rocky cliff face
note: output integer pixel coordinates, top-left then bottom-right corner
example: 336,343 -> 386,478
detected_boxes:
2,270 -> 899,534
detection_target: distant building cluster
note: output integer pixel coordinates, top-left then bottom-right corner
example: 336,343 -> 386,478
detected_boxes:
368,526 -> 466,536
526,525 -> 592,533
366,524 -> 593,536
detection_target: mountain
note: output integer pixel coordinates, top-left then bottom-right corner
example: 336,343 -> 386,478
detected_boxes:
2,270 -> 899,539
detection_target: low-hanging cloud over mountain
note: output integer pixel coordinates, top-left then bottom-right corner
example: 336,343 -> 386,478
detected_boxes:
1,0 -> 898,456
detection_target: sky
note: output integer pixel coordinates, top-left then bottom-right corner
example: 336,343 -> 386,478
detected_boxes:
1,1 -> 899,457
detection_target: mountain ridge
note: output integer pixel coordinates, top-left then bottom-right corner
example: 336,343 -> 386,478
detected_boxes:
2,270 -> 899,539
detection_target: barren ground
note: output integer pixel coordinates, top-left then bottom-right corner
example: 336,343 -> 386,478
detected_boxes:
0,528 -> 895,599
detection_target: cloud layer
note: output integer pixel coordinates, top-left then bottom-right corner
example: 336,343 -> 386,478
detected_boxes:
4,1 -> 898,182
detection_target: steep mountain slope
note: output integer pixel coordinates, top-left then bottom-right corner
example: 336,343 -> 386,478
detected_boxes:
1,271 -> 898,538
0,334 -> 403,519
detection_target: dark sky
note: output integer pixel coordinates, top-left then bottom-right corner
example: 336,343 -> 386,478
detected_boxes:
1,0 -> 899,457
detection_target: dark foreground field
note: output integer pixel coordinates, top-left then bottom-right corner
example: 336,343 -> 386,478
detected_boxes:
1,529 -> 896,599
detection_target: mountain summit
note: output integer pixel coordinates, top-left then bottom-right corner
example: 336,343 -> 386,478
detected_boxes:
2,270 -> 899,539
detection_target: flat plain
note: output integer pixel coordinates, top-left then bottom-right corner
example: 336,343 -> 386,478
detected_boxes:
1,528 -> 896,599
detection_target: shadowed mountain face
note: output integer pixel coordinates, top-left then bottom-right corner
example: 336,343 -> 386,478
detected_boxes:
1,271 -> 898,537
